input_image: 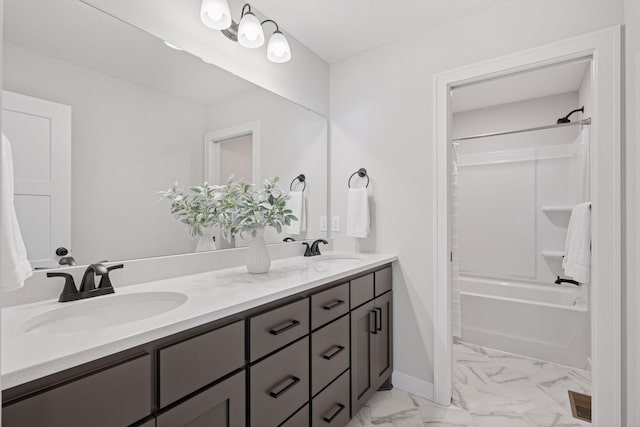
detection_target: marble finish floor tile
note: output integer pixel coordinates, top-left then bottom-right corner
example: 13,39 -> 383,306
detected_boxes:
347,341 -> 591,427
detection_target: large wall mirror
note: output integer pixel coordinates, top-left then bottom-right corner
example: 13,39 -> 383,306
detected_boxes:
3,0 -> 328,269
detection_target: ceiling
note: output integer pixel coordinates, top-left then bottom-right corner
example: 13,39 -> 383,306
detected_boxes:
249,0 -> 516,62
4,0 -> 255,107
451,60 -> 591,113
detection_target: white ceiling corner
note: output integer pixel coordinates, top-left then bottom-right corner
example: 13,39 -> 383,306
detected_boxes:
248,0 -> 517,62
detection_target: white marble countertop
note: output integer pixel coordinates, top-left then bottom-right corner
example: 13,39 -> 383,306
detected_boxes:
1,252 -> 397,390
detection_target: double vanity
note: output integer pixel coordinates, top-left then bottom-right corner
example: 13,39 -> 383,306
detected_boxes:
2,253 -> 396,426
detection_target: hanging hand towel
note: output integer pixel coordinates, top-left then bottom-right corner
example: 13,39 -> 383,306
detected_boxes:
562,202 -> 591,284
1,133 -> 32,291
285,190 -> 306,235
346,187 -> 370,238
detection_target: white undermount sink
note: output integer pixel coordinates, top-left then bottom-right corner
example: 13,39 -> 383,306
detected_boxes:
311,254 -> 366,263
21,292 -> 188,334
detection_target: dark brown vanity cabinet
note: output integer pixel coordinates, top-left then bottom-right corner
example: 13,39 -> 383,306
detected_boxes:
350,268 -> 393,416
2,264 -> 393,427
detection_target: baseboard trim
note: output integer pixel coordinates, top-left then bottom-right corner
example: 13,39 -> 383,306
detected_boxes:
392,371 -> 434,400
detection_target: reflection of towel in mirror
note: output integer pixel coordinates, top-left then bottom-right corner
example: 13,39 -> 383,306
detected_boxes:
562,202 -> 591,284
285,191 -> 306,235
1,133 -> 32,291
347,187 -> 370,238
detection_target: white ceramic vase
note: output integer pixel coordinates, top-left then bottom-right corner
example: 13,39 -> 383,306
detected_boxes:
246,226 -> 271,273
195,228 -> 217,252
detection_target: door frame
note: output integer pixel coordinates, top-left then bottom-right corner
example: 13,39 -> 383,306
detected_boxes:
203,120 -> 261,184
432,27 -> 622,426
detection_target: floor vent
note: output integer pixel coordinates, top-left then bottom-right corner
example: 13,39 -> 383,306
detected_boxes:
568,390 -> 592,423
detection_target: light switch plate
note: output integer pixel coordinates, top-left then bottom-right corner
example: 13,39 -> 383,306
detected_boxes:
331,216 -> 340,232
320,216 -> 328,232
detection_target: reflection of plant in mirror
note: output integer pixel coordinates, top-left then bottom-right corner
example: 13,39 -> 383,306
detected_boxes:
159,183 -> 224,238
217,176 -> 297,242
160,177 -> 296,242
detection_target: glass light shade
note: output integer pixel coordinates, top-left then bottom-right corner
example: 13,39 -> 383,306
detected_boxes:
238,12 -> 264,48
200,0 -> 231,30
267,31 -> 291,63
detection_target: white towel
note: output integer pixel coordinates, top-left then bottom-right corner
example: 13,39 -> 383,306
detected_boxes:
346,187 -> 370,238
285,191 -> 306,235
562,202 -> 591,283
1,133 -> 32,291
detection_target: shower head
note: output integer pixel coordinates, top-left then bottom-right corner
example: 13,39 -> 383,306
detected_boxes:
557,106 -> 585,124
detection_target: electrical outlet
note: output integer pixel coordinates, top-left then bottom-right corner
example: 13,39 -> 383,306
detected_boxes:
331,216 -> 340,232
320,216 -> 328,232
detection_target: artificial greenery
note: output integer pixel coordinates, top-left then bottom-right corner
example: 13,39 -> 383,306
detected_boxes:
160,176 -> 297,241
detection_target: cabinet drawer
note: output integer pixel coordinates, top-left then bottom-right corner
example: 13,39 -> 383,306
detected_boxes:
375,267 -> 392,296
250,337 -> 310,427
311,283 -> 349,330
3,354 -> 151,427
350,273 -> 374,309
159,320 -> 244,407
157,371 -> 245,427
311,315 -> 350,396
280,403 -> 309,427
312,370 -> 350,427
250,298 -> 309,361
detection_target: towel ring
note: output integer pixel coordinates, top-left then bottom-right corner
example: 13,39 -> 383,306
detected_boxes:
290,174 -> 306,192
348,168 -> 369,188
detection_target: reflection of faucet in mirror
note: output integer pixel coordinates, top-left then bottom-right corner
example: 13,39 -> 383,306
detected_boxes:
58,256 -> 77,266
283,237 -> 295,242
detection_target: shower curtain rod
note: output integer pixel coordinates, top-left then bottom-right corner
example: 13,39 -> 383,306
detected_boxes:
452,118 -> 591,142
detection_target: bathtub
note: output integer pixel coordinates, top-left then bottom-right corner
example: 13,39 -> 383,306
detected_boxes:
459,276 -> 590,369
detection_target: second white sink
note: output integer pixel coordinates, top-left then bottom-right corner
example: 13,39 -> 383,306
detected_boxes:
21,292 -> 188,334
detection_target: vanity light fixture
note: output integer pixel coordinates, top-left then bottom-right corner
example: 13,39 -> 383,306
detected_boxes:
200,0 -> 232,30
199,1 -> 291,63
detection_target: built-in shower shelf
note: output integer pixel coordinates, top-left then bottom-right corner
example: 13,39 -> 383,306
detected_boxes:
541,250 -> 565,259
541,205 -> 574,214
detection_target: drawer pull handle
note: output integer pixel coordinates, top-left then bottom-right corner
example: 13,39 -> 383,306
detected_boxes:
323,403 -> 346,423
375,307 -> 383,331
322,345 -> 345,360
323,299 -> 345,310
370,310 -> 378,335
268,375 -> 301,398
269,320 -> 300,335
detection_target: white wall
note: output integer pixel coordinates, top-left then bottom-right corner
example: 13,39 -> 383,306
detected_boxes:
453,92 -> 582,285
4,43 -> 205,264
624,0 -> 640,424
81,0 -> 330,117
329,0 -> 623,391
205,88 -> 328,242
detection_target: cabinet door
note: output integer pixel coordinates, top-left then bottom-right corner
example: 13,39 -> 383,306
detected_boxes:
156,371 -> 245,427
373,292 -> 393,388
350,300 -> 376,416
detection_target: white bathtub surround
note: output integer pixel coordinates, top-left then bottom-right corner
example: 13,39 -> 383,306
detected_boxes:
563,202 -> 592,283
347,341 -> 591,427
1,251 -> 396,389
245,226 -> 271,273
460,276 -> 590,369
0,134 -> 33,291
346,187 -> 370,238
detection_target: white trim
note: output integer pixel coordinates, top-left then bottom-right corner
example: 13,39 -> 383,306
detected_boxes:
392,371 -> 434,401
203,120 -> 261,184
433,27 -> 622,427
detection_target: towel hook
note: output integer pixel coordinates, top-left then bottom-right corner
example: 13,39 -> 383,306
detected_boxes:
290,174 -> 306,192
348,168 -> 369,188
